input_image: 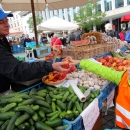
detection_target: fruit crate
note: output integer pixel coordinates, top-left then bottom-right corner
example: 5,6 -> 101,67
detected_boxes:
101,82 -> 117,102
20,82 -> 72,130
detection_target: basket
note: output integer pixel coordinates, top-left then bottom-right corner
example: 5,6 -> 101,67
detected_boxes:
42,75 -> 66,86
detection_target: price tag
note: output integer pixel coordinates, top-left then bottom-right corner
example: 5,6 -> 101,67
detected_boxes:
80,99 -> 99,130
17,45 -> 20,48
107,89 -> 115,109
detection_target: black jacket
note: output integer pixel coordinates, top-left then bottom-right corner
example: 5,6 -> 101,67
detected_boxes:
106,30 -> 116,37
0,37 -> 53,92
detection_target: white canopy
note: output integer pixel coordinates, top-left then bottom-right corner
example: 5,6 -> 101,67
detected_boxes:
37,16 -> 78,31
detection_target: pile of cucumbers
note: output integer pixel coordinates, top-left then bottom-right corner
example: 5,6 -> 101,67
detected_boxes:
0,85 -> 100,130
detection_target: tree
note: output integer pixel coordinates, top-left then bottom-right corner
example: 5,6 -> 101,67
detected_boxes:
27,12 -> 43,33
74,0 -> 106,31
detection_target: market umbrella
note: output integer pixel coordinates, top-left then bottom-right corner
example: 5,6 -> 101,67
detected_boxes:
37,16 -> 78,31
121,13 -> 130,22
0,0 -> 99,47
9,28 -> 23,35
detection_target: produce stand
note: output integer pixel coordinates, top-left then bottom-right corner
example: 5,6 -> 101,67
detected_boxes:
1,31 -> 129,129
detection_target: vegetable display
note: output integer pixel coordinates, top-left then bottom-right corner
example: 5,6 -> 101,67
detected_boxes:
0,85 -> 100,130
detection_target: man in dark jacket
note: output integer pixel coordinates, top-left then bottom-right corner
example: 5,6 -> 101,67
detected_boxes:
74,26 -> 83,41
0,9 -> 69,93
105,23 -> 116,37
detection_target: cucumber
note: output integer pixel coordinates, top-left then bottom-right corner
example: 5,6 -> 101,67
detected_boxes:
59,111 -> 66,118
29,118 -> 34,126
15,113 -> 30,126
57,106 -> 61,112
15,106 -> 34,115
24,122 -> 30,129
1,120 -> 9,130
55,124 -> 68,130
96,89 -> 100,96
62,91 -> 69,102
1,103 -> 17,112
16,93 -> 30,99
0,120 -> 4,126
45,94 -> 52,105
68,86 -> 74,94
71,95 -> 78,103
46,111 -> 59,117
32,112 -> 39,121
49,94 -> 62,100
79,102 -> 84,110
31,105 -> 40,111
45,118 -> 62,127
0,97 -> 22,104
52,102 -> 56,112
38,109 -> 45,119
67,94 -> 74,101
1,92 -> 20,99
88,98 -> 93,103
30,95 -> 45,101
46,86 -> 55,91
29,126 -> 35,130
18,98 -> 35,106
35,121 -> 53,130
0,112 -> 15,120
6,112 -> 21,130
53,90 -> 58,95
65,113 -> 75,121
30,88 -> 37,95
40,107 -> 52,114
90,93 -> 95,99
83,102 -> 89,110
35,100 -> 50,108
18,124 -> 26,130
50,112 -> 60,120
75,101 -> 82,113
67,100 -> 73,110
37,92 -> 46,97
38,89 -> 48,93
56,100 -> 66,110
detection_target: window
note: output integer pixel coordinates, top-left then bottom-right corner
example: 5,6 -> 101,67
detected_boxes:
17,22 -> 19,26
18,28 -> 20,31
16,15 -> 18,19
127,0 -> 130,5
14,23 -> 16,27
104,0 -> 112,11
96,1 -> 101,12
115,0 -> 124,8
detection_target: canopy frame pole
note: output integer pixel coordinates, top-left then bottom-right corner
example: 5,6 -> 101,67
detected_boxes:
31,0 -> 38,48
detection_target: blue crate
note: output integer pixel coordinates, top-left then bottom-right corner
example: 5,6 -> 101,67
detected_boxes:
120,46 -> 128,52
97,92 -> 103,110
101,82 -> 117,102
70,115 -> 83,130
63,119 -> 72,130
12,44 -> 25,53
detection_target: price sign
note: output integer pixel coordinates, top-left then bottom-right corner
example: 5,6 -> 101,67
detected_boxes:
80,99 -> 99,130
107,89 -> 115,109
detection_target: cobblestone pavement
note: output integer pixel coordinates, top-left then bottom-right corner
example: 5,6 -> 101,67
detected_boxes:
102,107 -> 121,130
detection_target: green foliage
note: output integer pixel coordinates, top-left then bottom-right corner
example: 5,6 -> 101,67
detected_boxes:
74,0 -> 106,31
27,13 -> 43,33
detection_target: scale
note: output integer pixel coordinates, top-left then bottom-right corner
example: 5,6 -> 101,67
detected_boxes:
33,46 -> 51,58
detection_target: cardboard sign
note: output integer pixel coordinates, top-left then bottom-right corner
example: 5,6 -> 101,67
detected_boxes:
80,99 -> 99,130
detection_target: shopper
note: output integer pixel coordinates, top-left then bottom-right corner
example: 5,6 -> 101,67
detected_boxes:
67,30 -> 75,45
0,9 -> 69,93
74,26 -> 83,41
66,56 -> 130,129
51,34 -> 62,46
119,29 -> 125,41
40,33 -> 48,44
23,34 -> 31,47
125,25 -> 130,43
105,23 -> 116,37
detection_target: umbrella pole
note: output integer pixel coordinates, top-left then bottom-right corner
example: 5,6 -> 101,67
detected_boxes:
30,0 -> 38,48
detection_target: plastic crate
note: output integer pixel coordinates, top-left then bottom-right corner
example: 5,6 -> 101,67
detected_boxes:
120,46 -> 128,52
69,115 -> 83,130
101,82 -> 117,102
97,92 -> 103,110
20,82 -> 72,130
12,44 -> 25,53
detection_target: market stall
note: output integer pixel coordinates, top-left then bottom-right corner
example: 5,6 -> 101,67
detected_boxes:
0,29 -> 129,130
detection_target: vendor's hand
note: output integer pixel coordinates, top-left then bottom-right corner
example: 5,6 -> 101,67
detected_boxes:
66,56 -> 80,65
52,62 -> 70,72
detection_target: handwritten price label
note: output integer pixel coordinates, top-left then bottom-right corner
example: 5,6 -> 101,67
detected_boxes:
80,99 -> 99,130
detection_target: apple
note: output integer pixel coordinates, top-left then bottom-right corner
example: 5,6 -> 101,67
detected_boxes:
108,58 -> 114,64
100,59 -> 106,64
123,60 -> 128,65
103,56 -> 109,62
112,62 -> 116,67
95,58 -> 100,62
122,66 -> 127,71
118,66 -> 123,71
107,55 -> 113,59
